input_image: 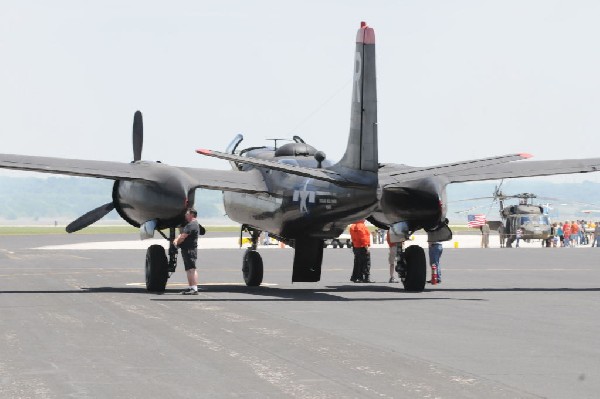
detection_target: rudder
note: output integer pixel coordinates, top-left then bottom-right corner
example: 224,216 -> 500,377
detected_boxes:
337,22 -> 378,173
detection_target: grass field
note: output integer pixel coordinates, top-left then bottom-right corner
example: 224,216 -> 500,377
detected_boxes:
0,224 -> 473,236
0,225 -> 241,235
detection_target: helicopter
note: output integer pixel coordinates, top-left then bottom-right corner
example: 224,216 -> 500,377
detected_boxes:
494,190 -> 552,247
453,184 -> 553,247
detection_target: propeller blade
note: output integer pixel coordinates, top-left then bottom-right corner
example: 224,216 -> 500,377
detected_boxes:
66,202 -> 115,233
133,110 -> 143,162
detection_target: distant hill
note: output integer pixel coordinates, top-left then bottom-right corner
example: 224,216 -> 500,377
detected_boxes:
1,176 -> 599,224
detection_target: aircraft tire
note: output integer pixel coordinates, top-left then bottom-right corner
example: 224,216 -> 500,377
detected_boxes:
402,245 -> 426,292
145,244 -> 169,292
243,250 -> 263,287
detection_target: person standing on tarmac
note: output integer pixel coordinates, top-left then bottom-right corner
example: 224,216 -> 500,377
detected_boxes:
563,221 -> 571,247
481,223 -> 490,248
386,230 -> 398,283
594,222 -> 600,247
428,242 -> 443,284
173,208 -> 206,295
515,227 -> 523,248
498,224 -> 506,248
349,219 -> 372,283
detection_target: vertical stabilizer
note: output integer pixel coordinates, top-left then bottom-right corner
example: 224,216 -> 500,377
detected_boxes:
337,22 -> 378,172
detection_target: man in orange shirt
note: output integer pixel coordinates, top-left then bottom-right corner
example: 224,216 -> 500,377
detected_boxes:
563,221 -> 571,247
570,220 -> 579,246
349,219 -> 372,283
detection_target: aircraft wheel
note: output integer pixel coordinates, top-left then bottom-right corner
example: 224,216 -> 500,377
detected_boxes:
332,239 -> 340,248
243,250 -> 263,287
402,245 -> 426,292
145,244 -> 169,293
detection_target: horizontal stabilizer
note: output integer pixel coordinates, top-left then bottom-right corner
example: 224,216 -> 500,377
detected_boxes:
196,149 -> 371,188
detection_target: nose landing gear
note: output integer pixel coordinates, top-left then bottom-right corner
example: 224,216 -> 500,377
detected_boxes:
241,226 -> 264,287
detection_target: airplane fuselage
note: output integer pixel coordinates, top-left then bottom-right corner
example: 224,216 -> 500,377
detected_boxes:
223,155 -> 378,239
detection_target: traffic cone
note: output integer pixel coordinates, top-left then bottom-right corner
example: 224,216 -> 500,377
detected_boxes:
431,264 -> 438,285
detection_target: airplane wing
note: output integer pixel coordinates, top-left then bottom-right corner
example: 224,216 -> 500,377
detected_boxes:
379,153 -> 531,187
379,155 -> 600,188
443,158 -> 600,183
0,154 -> 155,180
0,153 -> 268,194
196,149 -> 372,187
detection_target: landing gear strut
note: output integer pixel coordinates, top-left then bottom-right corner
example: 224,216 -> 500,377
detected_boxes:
241,225 -> 263,287
395,243 -> 426,292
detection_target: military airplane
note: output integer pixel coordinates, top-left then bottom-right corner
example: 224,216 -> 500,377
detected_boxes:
2,22 -> 600,292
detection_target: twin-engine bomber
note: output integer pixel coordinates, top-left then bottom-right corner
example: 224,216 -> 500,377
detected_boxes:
1,22 -> 600,292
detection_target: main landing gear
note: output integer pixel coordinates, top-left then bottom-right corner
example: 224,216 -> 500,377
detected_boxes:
145,227 -> 178,293
241,226 -> 264,287
395,243 -> 427,292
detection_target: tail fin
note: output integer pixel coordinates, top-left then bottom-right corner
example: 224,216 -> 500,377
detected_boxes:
337,22 -> 378,173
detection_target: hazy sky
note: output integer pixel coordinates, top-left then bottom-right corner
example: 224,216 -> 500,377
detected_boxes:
2,1 -> 599,182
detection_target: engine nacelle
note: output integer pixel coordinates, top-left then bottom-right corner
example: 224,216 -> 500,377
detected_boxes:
112,162 -> 196,230
374,177 -> 447,231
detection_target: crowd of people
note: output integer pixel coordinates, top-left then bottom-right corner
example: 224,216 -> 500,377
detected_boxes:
546,220 -> 600,247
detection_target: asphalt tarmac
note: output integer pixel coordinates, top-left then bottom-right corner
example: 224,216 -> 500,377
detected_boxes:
1,233 -> 599,398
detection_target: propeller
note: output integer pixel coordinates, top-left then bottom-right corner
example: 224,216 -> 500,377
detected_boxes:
66,202 -> 116,233
133,110 -> 143,162
66,111 -> 143,233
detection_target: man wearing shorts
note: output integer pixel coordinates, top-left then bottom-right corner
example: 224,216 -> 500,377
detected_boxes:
173,208 -> 204,295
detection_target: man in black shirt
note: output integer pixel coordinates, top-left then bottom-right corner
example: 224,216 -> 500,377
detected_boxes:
173,208 -> 204,295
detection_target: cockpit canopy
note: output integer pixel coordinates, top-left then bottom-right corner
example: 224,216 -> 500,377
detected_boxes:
274,142 -> 318,157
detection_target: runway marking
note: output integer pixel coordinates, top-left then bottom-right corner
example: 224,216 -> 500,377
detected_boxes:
125,282 -> 278,287
451,268 -> 594,271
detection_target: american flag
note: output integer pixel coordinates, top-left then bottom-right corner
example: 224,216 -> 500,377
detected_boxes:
467,214 -> 487,228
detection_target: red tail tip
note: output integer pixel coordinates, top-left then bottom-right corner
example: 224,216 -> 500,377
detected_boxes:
357,22 -> 375,44
196,149 -> 212,155
519,153 -> 533,159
